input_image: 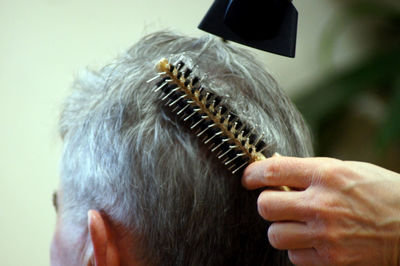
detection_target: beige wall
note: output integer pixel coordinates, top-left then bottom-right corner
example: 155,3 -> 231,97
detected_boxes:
0,1 -> 351,265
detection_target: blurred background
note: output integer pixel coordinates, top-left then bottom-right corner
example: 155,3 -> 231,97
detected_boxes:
295,0 -> 400,172
0,0 -> 398,265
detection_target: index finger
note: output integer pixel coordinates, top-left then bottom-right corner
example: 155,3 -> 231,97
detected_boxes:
242,156 -> 333,190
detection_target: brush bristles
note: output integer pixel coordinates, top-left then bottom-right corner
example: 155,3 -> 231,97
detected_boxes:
149,58 -> 272,175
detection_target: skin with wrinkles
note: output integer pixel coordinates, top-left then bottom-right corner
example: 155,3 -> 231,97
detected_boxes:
242,155 -> 400,266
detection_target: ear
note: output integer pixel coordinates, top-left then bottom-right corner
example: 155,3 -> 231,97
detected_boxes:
87,210 -> 120,266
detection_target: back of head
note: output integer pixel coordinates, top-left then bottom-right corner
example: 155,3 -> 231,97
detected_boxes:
59,31 -> 313,265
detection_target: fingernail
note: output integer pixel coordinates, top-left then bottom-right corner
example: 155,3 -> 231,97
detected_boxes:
272,152 -> 281,157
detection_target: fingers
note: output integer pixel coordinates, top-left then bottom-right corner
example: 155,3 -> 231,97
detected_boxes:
242,156 -> 339,190
257,190 -> 311,222
268,222 -> 313,250
288,248 -> 321,266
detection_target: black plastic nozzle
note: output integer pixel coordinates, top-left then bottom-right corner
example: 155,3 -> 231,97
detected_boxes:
198,0 -> 298,58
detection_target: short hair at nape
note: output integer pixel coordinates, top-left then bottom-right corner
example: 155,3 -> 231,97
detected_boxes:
59,31 -> 313,265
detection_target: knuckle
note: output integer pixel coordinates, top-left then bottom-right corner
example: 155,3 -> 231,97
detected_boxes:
322,229 -> 339,244
309,220 -> 338,247
310,224 -> 327,246
327,163 -> 341,178
319,163 -> 336,180
318,194 -> 336,211
320,247 -> 343,266
265,157 -> 285,180
313,223 -> 332,243
314,227 -> 344,254
307,192 -> 325,219
316,159 -> 339,177
310,165 -> 326,185
307,191 -> 338,221
315,160 -> 349,188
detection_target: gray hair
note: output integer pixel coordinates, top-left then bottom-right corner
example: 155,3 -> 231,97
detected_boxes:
59,31 -> 313,265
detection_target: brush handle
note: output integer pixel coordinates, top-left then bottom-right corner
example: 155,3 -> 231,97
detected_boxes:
156,58 -> 290,191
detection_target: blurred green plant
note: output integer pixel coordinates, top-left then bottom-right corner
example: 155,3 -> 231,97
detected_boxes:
294,0 -> 400,161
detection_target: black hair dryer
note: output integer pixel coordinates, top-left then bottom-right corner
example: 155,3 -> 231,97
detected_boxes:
198,0 -> 298,58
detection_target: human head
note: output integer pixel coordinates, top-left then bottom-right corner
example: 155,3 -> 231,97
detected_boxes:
51,31 -> 313,266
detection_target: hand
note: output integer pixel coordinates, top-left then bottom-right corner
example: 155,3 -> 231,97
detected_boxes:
242,156 -> 400,266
